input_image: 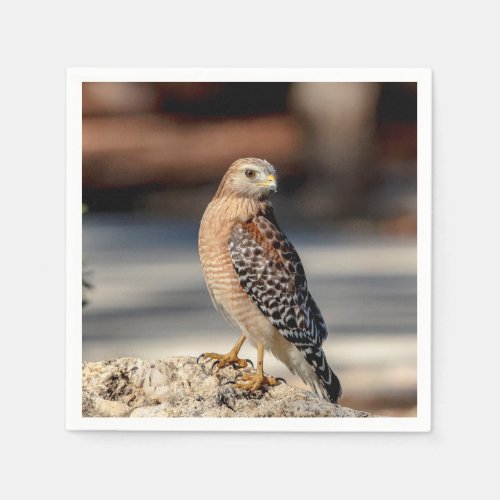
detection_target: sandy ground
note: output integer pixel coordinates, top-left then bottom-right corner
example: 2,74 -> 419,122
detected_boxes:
83,215 -> 417,416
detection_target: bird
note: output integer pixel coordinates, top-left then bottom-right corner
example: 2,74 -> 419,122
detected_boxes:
198,158 -> 342,403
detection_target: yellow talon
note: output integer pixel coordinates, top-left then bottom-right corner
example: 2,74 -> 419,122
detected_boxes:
235,372 -> 280,391
199,352 -> 249,371
234,342 -> 282,392
197,334 -> 249,371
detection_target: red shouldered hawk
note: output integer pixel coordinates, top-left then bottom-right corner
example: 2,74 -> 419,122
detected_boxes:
198,158 -> 341,403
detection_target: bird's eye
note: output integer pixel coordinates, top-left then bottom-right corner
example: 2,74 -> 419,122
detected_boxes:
245,169 -> 256,179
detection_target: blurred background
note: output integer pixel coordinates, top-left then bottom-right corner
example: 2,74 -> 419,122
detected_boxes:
82,82 -> 417,417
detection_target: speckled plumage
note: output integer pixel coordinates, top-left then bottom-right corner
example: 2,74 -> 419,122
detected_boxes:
199,158 -> 341,402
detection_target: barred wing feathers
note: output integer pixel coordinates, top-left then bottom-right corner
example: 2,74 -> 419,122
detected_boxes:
228,211 -> 326,347
228,207 -> 341,403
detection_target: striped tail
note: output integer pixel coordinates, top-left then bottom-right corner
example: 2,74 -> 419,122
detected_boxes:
303,347 -> 342,404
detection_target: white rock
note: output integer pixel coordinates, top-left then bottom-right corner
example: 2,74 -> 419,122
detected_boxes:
82,356 -> 372,418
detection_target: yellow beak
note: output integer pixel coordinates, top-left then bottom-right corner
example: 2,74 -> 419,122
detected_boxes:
265,174 -> 278,192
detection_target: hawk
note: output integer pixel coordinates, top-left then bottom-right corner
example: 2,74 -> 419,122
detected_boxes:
198,158 -> 341,403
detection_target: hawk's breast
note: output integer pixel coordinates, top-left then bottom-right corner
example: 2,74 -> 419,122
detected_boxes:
198,198 -> 277,345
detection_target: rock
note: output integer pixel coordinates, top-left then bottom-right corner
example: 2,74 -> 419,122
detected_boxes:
82,356 -> 372,418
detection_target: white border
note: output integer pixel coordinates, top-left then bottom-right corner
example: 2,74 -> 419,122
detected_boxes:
67,68 -> 432,432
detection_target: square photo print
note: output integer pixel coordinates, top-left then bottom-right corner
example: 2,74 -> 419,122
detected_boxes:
67,68 -> 431,431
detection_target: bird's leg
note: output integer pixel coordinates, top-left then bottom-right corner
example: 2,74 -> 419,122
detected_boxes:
197,334 -> 252,371
234,343 -> 281,391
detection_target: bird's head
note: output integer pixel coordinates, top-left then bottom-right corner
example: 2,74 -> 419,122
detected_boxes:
216,158 -> 278,200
